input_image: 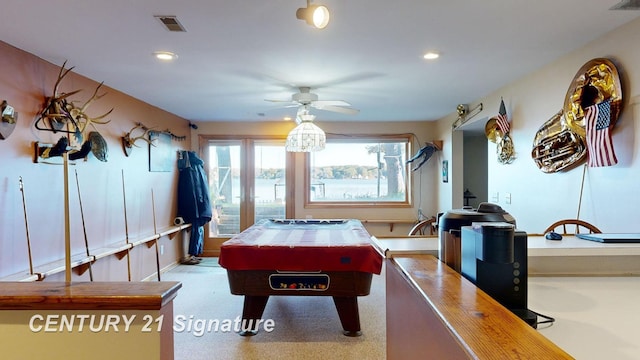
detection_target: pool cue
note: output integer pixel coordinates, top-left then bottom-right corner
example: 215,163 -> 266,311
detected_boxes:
74,169 -> 94,281
121,169 -> 132,281
63,153 -> 72,282
151,188 -> 161,281
18,177 -> 34,276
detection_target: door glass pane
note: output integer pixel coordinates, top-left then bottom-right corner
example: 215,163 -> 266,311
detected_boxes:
254,142 -> 286,222
208,142 -> 241,236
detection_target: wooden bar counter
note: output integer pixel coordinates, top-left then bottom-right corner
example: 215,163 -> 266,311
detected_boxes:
386,255 -> 572,359
0,281 -> 181,360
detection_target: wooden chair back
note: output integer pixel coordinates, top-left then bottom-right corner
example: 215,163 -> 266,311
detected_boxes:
409,217 -> 436,236
544,219 -> 602,235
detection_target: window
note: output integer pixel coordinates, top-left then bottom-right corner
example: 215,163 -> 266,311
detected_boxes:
305,136 -> 411,207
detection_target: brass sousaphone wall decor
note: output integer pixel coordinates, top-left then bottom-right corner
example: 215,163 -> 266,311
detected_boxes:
531,58 -> 622,173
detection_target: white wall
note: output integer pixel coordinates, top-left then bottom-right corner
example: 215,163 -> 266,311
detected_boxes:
436,17 -> 640,234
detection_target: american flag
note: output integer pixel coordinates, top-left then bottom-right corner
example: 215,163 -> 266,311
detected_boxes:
496,98 -> 510,134
584,99 -> 617,167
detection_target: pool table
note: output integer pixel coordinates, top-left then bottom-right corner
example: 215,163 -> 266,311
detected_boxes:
218,219 -> 383,336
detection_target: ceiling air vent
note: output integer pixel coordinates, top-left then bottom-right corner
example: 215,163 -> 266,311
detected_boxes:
155,16 -> 186,32
610,0 -> 640,10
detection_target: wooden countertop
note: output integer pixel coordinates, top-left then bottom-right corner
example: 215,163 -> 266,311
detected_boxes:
0,281 -> 182,310
373,235 -> 640,257
371,236 -> 437,256
390,255 -> 573,359
527,235 -> 640,256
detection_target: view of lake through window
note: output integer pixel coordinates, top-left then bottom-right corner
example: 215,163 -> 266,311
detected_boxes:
207,138 -> 410,236
309,140 -> 409,203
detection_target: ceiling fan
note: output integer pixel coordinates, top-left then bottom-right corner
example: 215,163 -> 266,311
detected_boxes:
265,86 -> 359,116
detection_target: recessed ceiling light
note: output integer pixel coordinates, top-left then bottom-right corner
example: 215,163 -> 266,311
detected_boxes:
284,116 -> 292,121
153,51 -> 178,61
423,51 -> 440,60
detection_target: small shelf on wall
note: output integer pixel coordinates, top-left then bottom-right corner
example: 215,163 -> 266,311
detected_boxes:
0,271 -> 39,282
360,219 -> 418,232
32,253 -> 94,280
130,233 -> 160,248
0,224 -> 191,282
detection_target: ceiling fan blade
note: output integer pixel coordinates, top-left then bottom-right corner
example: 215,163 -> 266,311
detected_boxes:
314,72 -> 385,89
312,100 -> 352,107
265,104 -> 299,112
265,99 -> 294,103
314,104 -> 360,115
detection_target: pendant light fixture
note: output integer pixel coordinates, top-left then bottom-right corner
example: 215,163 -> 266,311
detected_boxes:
285,111 -> 326,152
296,0 -> 330,29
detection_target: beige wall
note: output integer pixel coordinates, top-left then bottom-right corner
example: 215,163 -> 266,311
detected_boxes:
434,17 -> 640,234
6,14 -> 638,267
0,41 -> 191,280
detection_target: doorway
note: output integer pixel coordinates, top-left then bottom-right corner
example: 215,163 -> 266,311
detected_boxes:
201,137 -> 294,256
455,117 -> 489,209
462,132 -> 488,208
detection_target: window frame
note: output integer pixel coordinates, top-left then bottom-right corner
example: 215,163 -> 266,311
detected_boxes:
303,134 -> 413,208
199,135 -> 295,239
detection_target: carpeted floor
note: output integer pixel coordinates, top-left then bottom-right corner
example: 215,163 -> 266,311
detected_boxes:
163,258 -> 386,360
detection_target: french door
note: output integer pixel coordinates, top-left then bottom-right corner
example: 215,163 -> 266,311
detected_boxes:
201,137 -> 293,255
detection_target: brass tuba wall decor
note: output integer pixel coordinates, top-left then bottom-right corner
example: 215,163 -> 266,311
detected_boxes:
531,110 -> 586,173
531,58 -> 622,173
563,58 -> 622,139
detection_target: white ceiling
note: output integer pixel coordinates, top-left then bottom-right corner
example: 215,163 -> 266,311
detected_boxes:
1,1 -> 638,123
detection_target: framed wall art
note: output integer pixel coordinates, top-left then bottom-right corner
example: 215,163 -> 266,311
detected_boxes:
442,160 -> 449,183
149,130 -> 172,172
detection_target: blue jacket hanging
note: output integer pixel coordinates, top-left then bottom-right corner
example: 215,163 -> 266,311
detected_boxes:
177,151 -> 212,256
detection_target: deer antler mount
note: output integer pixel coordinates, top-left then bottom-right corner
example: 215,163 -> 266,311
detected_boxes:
122,122 -> 156,156
35,61 -> 113,142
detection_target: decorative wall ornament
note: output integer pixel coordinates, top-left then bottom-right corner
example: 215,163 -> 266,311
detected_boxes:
442,160 -> 449,183
531,58 -> 622,173
486,98 -> 515,164
88,131 -> 108,162
34,61 -> 113,145
451,103 -> 483,130
563,58 -> 622,140
0,100 -> 17,140
33,133 -> 104,163
406,140 -> 442,171
122,122 -> 156,156
531,110 -> 586,173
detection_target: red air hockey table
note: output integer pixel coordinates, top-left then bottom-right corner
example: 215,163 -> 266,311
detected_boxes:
218,219 -> 383,336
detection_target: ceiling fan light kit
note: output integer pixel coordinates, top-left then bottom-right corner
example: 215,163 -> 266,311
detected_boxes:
153,51 -> 178,61
265,86 -> 359,116
285,113 -> 326,152
423,51 -> 440,60
296,0 -> 330,29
